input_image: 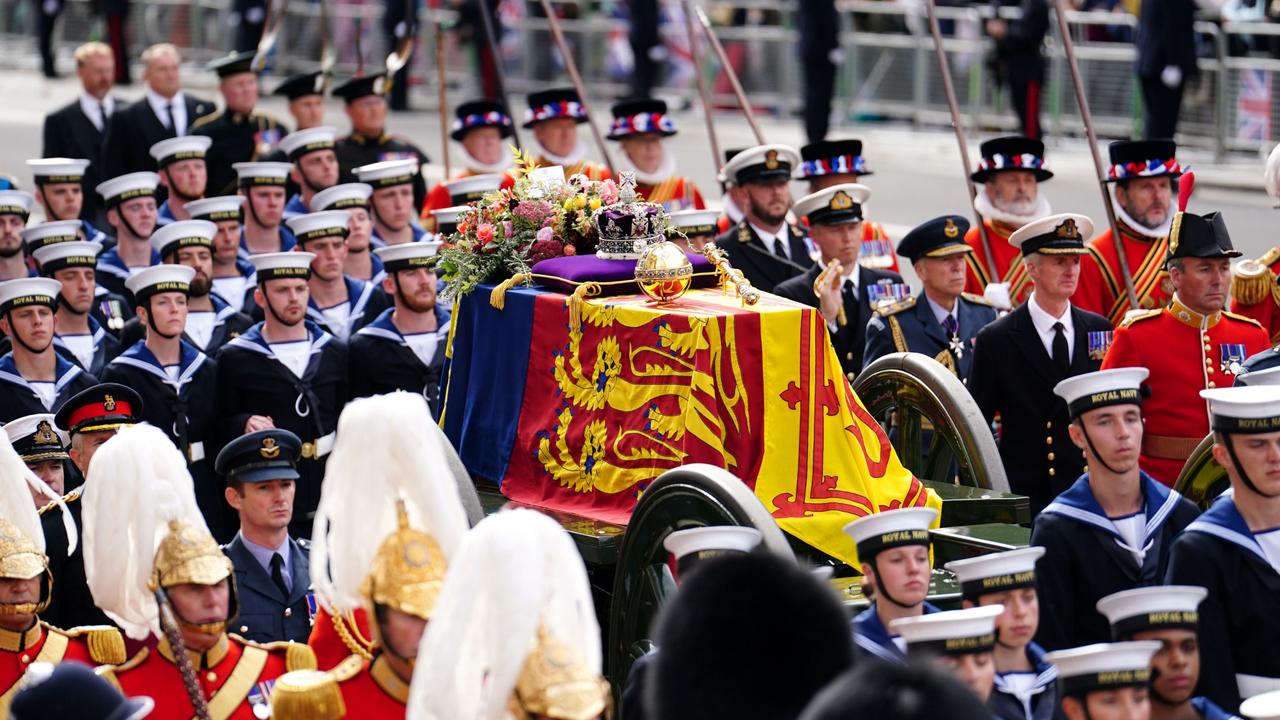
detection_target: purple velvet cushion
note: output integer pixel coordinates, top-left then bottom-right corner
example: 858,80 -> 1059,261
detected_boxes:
531,252 -> 717,296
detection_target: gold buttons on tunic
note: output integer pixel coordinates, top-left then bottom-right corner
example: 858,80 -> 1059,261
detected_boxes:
207,671 -> 218,682
1046,437 -> 1053,445
1047,452 -> 1055,461
1049,468 -> 1056,477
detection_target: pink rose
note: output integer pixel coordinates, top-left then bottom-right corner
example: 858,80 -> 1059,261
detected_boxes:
476,223 -> 496,244
600,179 -> 619,205
564,244 -> 577,256
536,226 -> 555,244
503,221 -> 514,238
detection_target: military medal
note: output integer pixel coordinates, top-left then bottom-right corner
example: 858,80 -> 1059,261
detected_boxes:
1087,331 -> 1114,361
1220,344 -> 1247,375
867,282 -> 910,310
306,592 -> 318,625
254,128 -> 283,157
248,680 -> 277,719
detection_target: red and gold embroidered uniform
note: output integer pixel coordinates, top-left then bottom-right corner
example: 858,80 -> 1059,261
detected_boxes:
101,634 -> 315,720
328,653 -> 410,717
306,605 -> 373,671
1101,298 -> 1268,485
1075,220 -> 1173,325
539,158 -> 611,182
635,177 -> 705,211
963,221 -> 1029,304
1229,246 -> 1280,342
0,622 -> 126,715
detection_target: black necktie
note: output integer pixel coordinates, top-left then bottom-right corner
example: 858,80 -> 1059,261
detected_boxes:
772,236 -> 787,259
164,101 -> 176,133
270,552 -> 289,597
1052,321 -> 1070,372
98,101 -> 108,131
943,314 -> 958,338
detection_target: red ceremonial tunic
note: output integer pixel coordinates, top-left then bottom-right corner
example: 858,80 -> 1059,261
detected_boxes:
1,621 -> 125,715
535,157 -> 612,182
420,170 -> 516,230
1229,246 -> 1280,343
1101,297 -> 1269,485
962,221 -> 1026,304
101,633 -> 315,720
330,653 -> 409,718
635,177 -> 705,211
1075,221 -> 1173,326
307,605 -> 374,671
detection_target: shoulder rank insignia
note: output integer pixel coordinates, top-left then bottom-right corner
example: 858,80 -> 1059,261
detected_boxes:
1223,310 -> 1264,329
1230,258 -> 1274,306
875,295 -> 916,317
960,292 -> 995,307
1119,309 -> 1162,328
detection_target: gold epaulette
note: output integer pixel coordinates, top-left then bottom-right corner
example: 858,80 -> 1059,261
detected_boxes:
38,488 -> 81,516
236,636 -> 320,671
330,654 -> 364,682
1231,257 -> 1277,306
1224,310 -> 1265,329
961,292 -> 996,307
49,624 -> 127,665
874,296 -> 917,317
189,109 -> 222,130
1119,309 -> 1162,328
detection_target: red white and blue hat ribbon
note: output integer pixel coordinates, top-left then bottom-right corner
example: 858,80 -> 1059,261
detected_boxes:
524,100 -> 588,124
1108,157 -> 1184,181
452,110 -> 513,133
800,154 -> 868,177
976,152 -> 1046,173
608,112 -> 676,137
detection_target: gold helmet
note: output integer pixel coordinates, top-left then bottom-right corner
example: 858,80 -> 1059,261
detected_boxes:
361,502 -> 448,623
0,518 -> 52,616
510,627 -> 610,720
150,519 -> 238,635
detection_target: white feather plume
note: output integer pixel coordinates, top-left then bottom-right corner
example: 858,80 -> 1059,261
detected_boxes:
1266,143 -> 1280,202
81,423 -> 208,640
309,392 -> 470,612
0,434 -> 50,555
407,508 -> 602,720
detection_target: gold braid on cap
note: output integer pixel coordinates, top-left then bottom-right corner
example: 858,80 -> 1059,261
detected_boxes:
0,518 -> 51,616
360,501 -> 448,623
150,520 -> 235,634
509,627 -> 610,720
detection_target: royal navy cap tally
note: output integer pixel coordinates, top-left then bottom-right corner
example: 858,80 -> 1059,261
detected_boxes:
794,183 -> 869,226
332,73 -> 389,104
662,526 -> 762,576
896,215 -> 972,263
971,136 -> 1053,184
311,183 -> 373,212
124,263 -> 195,303
21,220 -> 81,253
1107,139 -> 1182,182
0,190 -> 35,218
430,206 -> 467,236
54,382 -> 143,436
374,241 -> 444,272
4,413 -> 69,463
668,209 -> 721,237
251,251 -> 315,282
0,277 -> 60,314
890,605 -> 1003,657
945,546 -> 1044,600
724,144 -> 801,186
96,172 -> 159,208
214,428 -> 302,483
843,506 -> 937,560
27,158 -> 90,185
443,174 -> 504,204
32,240 -> 102,275
234,162 -> 292,187
273,70 -> 330,100
1053,368 -> 1150,420
149,135 -> 212,168
1044,642 -> 1162,698
1096,585 -> 1207,640
451,98 -> 514,141
278,126 -> 338,163
185,195 -> 246,222
523,87 -> 589,128
1200,386 -> 1280,435
1009,213 -> 1093,257
798,139 -> 872,179
353,159 -> 419,188
286,210 -> 350,244
207,50 -> 258,78
151,219 -> 217,259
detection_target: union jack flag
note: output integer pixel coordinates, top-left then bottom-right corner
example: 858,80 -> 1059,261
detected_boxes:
1236,69 -> 1272,143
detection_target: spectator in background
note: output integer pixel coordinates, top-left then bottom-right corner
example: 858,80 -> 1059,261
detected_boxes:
1136,0 -> 1221,138
383,0 -> 420,111
99,0 -> 132,84
32,0 -> 65,78
42,42 -> 118,229
986,0 -> 1049,140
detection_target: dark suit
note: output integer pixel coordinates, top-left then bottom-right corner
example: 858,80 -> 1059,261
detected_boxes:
968,302 -> 1111,516
713,220 -> 814,294
990,0 -> 1049,139
100,93 -> 215,178
774,264 -> 904,379
1136,0 -> 1197,138
223,533 -> 313,644
42,98 -> 117,226
863,293 -> 998,383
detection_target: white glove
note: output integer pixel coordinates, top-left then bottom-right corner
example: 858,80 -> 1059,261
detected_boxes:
828,48 -> 845,65
983,282 -> 1013,311
1161,65 -> 1183,88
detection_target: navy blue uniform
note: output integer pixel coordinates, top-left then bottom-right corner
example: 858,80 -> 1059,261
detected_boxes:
863,293 -> 997,382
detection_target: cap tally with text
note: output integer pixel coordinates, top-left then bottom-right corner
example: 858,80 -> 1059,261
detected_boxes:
1053,368 -> 1150,420
443,174 -> 504,204
842,506 -> 937,560
214,428 -> 302,483
1044,642 -> 1161,698
724,144 -> 801,186
794,184 -> 869,226
27,158 -> 90,185
251,251 -> 315,282
207,50 -> 257,78
374,241 -> 443,272
890,605 -> 1003,657
149,135 -> 212,168
353,159 -> 419,188
896,215 -> 972,263
234,162 -> 292,188
4,413 -> 69,464
668,209 -> 721,237
1241,690 -> 1280,720
451,98 -> 514,141
286,211 -> 351,245
523,87 -> 589,128
273,70 -> 330,100
278,126 -> 338,163
311,183 -> 372,212
1200,386 -> 1280,435
944,546 -> 1045,601
95,172 -> 159,208
21,221 -> 81,253
1096,585 -> 1207,640
798,139 -> 872,179
0,190 -> 35,219
33,240 -> 102,275
970,136 -> 1053,184
662,526 -> 762,576
124,264 -> 195,304
53,382 -> 143,436
0,277 -> 61,314
151,219 -> 217,259
430,206 -> 467,236
184,195 -> 245,223
332,73 -> 389,104
1009,213 -> 1093,257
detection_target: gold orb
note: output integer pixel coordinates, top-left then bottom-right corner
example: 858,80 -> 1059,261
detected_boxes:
634,240 -> 694,302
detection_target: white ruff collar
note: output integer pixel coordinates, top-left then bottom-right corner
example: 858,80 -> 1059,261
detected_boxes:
615,147 -> 678,186
1111,189 -> 1173,239
457,145 -> 514,175
973,186 -> 1052,228
534,139 -> 588,170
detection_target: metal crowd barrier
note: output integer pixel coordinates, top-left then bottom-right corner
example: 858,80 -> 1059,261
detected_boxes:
1,0 -> 1278,157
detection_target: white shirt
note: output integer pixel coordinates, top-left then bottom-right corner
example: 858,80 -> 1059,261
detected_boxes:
163,364 -> 181,383
403,331 -> 439,367
78,92 -> 115,132
270,339 -> 312,379
1111,512 -> 1147,565
213,277 -> 249,312
749,222 -> 792,261
1026,292 -> 1075,360
146,88 -> 188,135
1257,527 -> 1280,574
924,294 -> 959,333
186,311 -> 215,351
29,382 -> 56,410
59,334 -> 95,371
319,303 -> 353,342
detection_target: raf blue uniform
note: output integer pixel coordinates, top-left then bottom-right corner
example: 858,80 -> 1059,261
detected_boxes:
1239,345 -> 1280,380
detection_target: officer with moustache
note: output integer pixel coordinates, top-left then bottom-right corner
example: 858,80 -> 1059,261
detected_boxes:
151,135 -> 211,226
103,262 -> 224,539
349,242 -> 448,410
279,126 -> 341,220
713,144 -> 813,294
29,241 -> 121,376
774,184 -> 904,379
216,252 -> 348,539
